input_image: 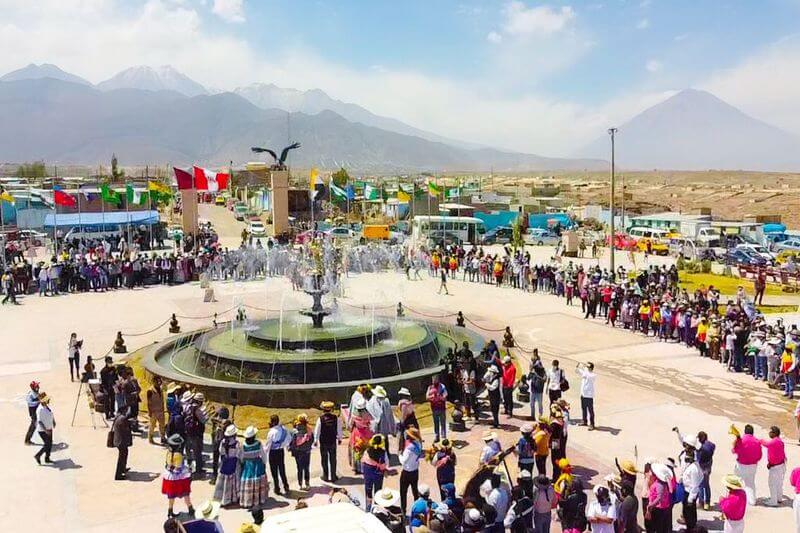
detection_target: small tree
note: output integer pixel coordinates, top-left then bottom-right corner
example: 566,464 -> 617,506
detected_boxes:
511,215 -> 525,251
14,162 -> 46,179
331,167 -> 350,187
111,153 -> 125,182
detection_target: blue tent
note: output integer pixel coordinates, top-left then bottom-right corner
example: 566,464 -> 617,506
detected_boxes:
43,210 -> 159,228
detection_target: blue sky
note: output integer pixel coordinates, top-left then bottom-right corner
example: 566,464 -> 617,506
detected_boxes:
3,0 -> 800,155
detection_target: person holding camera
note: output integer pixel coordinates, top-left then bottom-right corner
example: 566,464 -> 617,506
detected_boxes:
68,333 -> 82,382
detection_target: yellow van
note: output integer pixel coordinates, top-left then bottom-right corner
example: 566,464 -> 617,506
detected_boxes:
362,224 -> 390,241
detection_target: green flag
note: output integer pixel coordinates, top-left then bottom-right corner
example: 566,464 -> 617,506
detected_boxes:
427,181 -> 442,197
446,187 -> 460,199
330,182 -> 348,200
364,184 -> 380,200
101,184 -> 121,206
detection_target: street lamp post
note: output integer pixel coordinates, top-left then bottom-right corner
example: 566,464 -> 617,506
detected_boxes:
608,127 -> 618,276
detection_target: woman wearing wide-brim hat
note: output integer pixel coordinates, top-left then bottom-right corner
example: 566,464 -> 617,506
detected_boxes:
213,424 -> 241,506
162,433 -> 194,518
645,463 -> 673,533
718,474 -> 747,533
239,426 -> 269,510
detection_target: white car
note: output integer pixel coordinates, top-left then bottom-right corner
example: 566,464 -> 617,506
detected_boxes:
16,229 -> 48,246
326,227 -> 357,240
774,238 -> 800,253
735,243 -> 775,262
524,228 -> 560,246
248,220 -> 267,237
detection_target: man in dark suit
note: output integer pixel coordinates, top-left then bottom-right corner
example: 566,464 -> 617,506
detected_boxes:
112,406 -> 132,480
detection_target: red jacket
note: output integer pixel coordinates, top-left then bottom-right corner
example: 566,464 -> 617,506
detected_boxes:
502,363 -> 517,388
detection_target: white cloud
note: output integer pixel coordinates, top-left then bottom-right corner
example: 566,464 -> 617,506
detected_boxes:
636,18 -> 650,29
0,0 -> 678,157
212,0 -> 245,23
502,2 -> 576,37
645,59 -> 662,72
486,31 -> 503,44
700,36 -> 800,136
674,33 -> 688,42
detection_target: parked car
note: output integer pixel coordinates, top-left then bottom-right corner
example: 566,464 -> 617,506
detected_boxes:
635,237 -> 670,255
524,228 -> 559,246
233,203 -> 247,221
735,243 -> 775,262
326,227 -> 358,241
773,238 -> 800,254
16,229 -> 47,246
724,247 -> 769,267
482,226 -> 514,245
248,219 -> 267,237
766,232 -> 790,251
214,195 -> 227,206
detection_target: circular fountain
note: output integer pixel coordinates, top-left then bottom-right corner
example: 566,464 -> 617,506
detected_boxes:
142,243 -> 483,407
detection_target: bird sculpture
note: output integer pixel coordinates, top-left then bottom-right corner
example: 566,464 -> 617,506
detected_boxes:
251,142 -> 301,170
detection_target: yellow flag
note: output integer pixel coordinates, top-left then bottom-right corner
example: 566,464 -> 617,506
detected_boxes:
0,189 -> 14,204
147,180 -> 169,194
397,190 -> 411,203
309,168 -> 319,191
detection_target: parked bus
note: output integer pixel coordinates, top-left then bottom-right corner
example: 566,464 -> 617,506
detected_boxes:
411,215 -> 486,246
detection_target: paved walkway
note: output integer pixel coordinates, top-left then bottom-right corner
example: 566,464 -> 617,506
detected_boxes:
1,266 -> 797,531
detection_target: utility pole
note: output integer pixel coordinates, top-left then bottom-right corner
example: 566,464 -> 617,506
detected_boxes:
608,128 -> 618,275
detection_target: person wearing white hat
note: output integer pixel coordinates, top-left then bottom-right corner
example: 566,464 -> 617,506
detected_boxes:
484,365 -> 501,428
680,447 -> 704,530
348,395 -> 375,476
193,500 -> 222,530
213,424 -> 241,506
396,387 -> 417,455
367,385 -> 395,451
239,426 -> 269,509
480,431 -> 501,465
646,463 -> 673,533
371,488 -> 403,531
586,485 -> 617,533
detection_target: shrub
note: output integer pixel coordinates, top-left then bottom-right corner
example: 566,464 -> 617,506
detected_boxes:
701,259 -> 712,273
676,256 -> 686,271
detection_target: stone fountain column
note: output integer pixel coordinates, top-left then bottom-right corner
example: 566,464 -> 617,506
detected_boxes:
270,170 -> 290,236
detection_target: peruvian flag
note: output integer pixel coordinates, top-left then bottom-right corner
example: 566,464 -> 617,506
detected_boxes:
193,166 -> 229,192
173,167 -> 194,190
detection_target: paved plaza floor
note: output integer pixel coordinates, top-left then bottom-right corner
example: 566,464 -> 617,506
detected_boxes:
1,264 -> 797,532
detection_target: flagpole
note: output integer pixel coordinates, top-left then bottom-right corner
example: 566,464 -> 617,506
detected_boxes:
52,169 -> 57,256
77,184 -> 82,239
126,179 -> 131,250
146,166 -> 153,249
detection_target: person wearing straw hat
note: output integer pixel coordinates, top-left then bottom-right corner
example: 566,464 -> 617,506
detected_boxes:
484,365 -> 501,429
719,474 -> 747,533
314,400 -> 342,482
33,393 -> 55,464
480,430 -> 501,466
645,463 -> 673,533
238,523 -> 259,533
371,488 -> 405,532
348,396 -> 374,475
112,404 -> 133,480
239,426 -> 269,510
430,439 -> 457,500
399,426 -> 423,513
362,434 -> 389,511
368,385 -> 396,450
162,433 -> 194,518
193,500 -> 223,532
289,413 -> 314,491
214,424 -> 241,506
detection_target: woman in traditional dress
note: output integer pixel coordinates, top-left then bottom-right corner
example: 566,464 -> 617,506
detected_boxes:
362,434 -> 389,511
162,434 -> 194,519
239,425 -> 270,510
348,397 -> 374,474
213,424 -> 241,506
289,413 -> 314,491
396,387 -> 417,455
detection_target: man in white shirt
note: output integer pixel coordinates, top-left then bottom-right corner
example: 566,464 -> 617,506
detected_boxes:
681,455 -> 704,530
34,394 -> 55,464
577,362 -> 597,430
545,359 -> 564,404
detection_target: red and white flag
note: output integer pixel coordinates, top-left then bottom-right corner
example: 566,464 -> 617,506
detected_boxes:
193,166 -> 229,192
173,167 -> 194,190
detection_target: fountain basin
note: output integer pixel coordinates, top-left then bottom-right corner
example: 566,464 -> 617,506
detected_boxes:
246,318 -> 392,351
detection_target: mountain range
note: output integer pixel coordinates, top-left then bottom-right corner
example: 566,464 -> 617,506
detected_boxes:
0,76 -> 602,171
2,63 -> 799,171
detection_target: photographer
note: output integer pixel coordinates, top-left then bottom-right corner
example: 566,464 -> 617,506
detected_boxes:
68,333 -> 82,382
